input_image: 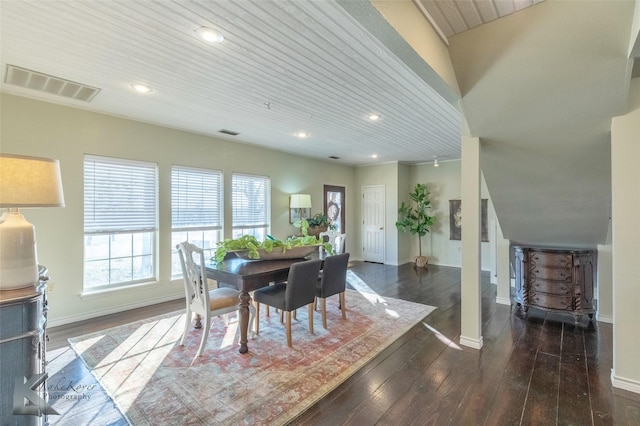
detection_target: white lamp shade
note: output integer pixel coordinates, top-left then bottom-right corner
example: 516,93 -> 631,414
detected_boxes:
290,194 -> 312,209
0,154 -> 65,207
0,154 -> 65,289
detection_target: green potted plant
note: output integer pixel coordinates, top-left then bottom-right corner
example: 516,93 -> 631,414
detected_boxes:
294,212 -> 334,237
395,183 -> 436,268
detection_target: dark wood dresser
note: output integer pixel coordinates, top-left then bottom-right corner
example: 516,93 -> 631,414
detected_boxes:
513,247 -> 596,323
0,267 -> 51,425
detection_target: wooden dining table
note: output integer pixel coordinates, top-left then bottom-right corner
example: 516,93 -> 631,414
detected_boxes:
205,256 -> 317,353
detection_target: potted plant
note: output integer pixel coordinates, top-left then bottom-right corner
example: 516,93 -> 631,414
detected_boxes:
395,183 -> 436,268
294,212 -> 334,237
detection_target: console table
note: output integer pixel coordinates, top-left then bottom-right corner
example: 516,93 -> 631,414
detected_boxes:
0,267 -> 50,425
513,247 -> 596,323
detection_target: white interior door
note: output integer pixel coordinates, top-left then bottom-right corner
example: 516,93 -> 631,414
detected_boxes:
362,185 -> 385,263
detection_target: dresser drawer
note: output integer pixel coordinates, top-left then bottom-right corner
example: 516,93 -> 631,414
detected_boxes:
530,292 -> 573,310
528,251 -> 572,268
530,278 -> 571,295
529,266 -> 572,281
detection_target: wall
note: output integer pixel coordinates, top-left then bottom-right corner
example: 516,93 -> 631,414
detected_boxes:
412,160 -> 495,271
0,93 -> 356,326
610,78 -> 640,393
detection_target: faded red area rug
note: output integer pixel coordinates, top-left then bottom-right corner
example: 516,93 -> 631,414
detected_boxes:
69,273 -> 436,425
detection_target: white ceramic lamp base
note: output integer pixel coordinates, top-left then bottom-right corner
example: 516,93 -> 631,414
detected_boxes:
0,210 -> 39,289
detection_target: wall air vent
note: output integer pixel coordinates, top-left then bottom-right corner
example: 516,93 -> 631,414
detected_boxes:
4,65 -> 100,102
219,129 -> 239,136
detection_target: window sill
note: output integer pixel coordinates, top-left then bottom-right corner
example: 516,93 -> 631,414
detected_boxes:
80,279 -> 179,299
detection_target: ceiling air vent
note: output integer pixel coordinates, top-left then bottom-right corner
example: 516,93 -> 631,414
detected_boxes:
4,65 -> 101,102
219,129 -> 239,136
329,156 -> 340,160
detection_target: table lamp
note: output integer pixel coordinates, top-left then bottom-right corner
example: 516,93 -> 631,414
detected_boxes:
0,154 -> 65,290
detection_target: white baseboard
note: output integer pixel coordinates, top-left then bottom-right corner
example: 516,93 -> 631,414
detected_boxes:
611,369 -> 640,394
597,314 -> 613,324
460,335 -> 484,350
48,293 -> 183,328
496,296 -> 511,306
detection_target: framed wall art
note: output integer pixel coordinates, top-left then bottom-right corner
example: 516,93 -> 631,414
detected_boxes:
449,199 -> 489,242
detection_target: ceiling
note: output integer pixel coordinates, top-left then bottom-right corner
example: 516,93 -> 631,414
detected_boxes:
1,0 -> 638,247
0,0 -> 466,166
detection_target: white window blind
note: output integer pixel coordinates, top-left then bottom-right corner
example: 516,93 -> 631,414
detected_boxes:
171,166 -> 223,230
232,173 -> 270,229
84,155 -> 157,234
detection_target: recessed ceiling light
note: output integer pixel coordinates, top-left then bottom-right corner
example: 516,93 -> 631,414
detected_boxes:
130,83 -> 153,94
295,132 -> 309,138
368,114 -> 381,121
371,154 -> 378,159
195,26 -> 225,44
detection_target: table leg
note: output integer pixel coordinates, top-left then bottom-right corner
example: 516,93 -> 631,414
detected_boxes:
238,291 -> 251,354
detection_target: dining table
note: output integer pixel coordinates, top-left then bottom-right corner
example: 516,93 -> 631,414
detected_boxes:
205,254 -> 320,354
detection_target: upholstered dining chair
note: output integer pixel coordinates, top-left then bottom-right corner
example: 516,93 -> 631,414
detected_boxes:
316,252 -> 350,329
253,259 -> 322,347
176,241 -> 255,359
319,229 -> 346,254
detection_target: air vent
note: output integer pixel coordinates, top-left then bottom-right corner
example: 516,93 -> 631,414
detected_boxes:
329,156 -> 340,160
4,65 -> 100,102
219,129 -> 239,136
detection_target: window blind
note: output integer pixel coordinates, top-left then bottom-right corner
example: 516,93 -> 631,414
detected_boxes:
232,173 -> 270,228
84,155 -> 157,234
171,166 -> 222,230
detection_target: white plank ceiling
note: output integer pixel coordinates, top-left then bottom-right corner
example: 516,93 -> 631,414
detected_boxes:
0,0 -> 471,166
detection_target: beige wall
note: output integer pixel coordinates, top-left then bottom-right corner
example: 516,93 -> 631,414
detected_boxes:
371,0 -> 460,95
610,78 -> 640,393
412,160 -> 496,271
0,93 -> 356,326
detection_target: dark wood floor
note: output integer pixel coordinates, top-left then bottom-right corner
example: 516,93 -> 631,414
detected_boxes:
47,262 -> 640,425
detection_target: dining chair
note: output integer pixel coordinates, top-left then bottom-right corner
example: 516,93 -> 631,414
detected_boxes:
319,229 -> 346,254
253,259 -> 322,347
316,253 -> 350,329
176,241 -> 255,359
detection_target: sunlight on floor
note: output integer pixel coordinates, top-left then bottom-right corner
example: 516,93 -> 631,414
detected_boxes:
346,270 -> 399,318
422,322 -> 462,350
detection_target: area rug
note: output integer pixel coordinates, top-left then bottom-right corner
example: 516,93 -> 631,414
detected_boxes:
69,273 -> 436,425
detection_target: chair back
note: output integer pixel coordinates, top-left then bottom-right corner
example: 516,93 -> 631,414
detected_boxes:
284,259 -> 323,311
318,253 -> 350,298
176,241 -> 210,315
319,229 -> 346,254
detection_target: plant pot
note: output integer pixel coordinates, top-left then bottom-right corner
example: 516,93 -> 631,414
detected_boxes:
414,256 -> 428,268
307,225 -> 328,237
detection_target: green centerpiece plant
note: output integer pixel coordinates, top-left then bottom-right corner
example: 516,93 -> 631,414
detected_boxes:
213,234 -> 333,263
395,183 -> 436,268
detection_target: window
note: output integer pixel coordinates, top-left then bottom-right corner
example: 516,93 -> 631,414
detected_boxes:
84,156 -> 157,289
232,173 -> 270,239
171,166 -> 223,276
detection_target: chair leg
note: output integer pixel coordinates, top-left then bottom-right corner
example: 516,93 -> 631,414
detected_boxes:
293,309 -> 297,320
196,316 -> 210,357
280,310 -> 284,323
286,311 -> 292,347
308,304 -> 314,335
321,298 -> 328,329
180,308 -> 192,346
340,292 -> 347,319
266,305 -> 270,317
248,302 -> 257,338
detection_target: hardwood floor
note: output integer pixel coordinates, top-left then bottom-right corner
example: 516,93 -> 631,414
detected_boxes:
46,262 -> 640,425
